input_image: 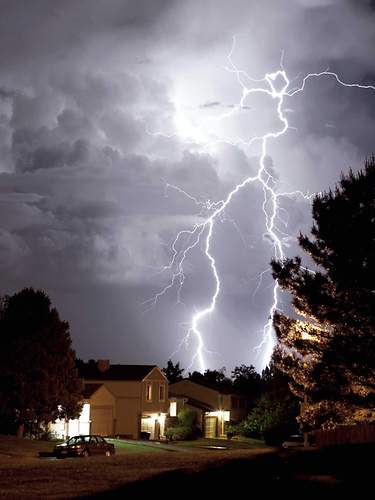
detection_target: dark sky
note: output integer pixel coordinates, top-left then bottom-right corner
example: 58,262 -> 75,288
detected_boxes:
1,0 -> 374,373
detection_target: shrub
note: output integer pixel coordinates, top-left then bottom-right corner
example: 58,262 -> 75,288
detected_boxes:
165,409 -> 199,441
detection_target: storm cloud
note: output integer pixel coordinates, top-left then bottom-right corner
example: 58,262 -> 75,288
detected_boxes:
0,0 -> 374,371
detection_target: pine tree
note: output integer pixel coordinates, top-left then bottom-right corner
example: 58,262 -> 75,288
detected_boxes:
0,288 -> 83,437
162,359 -> 184,383
271,157 -> 375,429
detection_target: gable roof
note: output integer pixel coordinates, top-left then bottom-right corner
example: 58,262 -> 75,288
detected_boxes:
170,395 -> 214,412
79,363 -> 157,381
170,378 -> 237,395
82,383 -> 102,398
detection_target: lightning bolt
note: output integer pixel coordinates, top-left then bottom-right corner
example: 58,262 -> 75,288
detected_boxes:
146,37 -> 375,372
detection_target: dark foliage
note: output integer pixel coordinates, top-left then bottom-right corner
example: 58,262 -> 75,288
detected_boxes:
231,364 -> 263,406
188,368 -> 233,391
0,288 -> 83,436
162,359 -> 184,383
165,409 -> 200,441
229,357 -> 299,444
271,157 -> 375,428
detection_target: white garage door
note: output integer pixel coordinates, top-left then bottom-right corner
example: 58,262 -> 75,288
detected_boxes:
91,406 -> 113,436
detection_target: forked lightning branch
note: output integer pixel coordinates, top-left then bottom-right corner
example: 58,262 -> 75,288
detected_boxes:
144,37 -> 375,372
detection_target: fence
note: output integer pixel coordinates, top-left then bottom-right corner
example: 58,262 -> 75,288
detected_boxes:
315,423 -> 375,447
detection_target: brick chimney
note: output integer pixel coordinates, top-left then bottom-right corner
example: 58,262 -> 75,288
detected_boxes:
97,359 -> 110,372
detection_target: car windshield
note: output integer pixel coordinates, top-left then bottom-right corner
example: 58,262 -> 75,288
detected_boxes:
66,436 -> 85,445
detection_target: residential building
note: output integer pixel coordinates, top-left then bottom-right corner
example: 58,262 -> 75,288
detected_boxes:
50,360 -> 169,440
169,379 -> 249,438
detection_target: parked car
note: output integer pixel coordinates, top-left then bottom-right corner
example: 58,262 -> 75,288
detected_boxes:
282,434 -> 305,448
54,435 -> 115,458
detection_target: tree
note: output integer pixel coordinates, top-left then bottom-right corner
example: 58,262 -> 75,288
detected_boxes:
188,367 -> 232,390
0,288 -> 83,437
165,408 -> 199,441
229,358 -> 299,444
231,364 -> 262,406
271,158 -> 375,429
162,359 -> 184,383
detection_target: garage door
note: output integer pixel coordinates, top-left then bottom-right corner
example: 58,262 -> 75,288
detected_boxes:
91,406 -> 113,436
204,416 -> 217,438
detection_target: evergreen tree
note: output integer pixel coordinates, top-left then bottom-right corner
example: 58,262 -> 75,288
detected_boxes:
0,288 -> 83,437
162,359 -> 184,383
231,364 -> 262,406
271,158 -> 375,429
188,367 -> 232,390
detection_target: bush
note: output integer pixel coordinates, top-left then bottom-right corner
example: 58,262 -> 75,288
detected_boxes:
177,409 -> 197,427
165,409 -> 199,441
165,425 -> 197,441
225,422 -> 240,438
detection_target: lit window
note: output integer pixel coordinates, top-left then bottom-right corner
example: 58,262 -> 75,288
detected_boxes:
146,383 -> 152,402
170,401 -> 177,417
159,384 -> 165,402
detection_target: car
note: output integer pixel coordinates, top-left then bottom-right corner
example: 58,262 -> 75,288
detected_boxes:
282,434 -> 305,448
53,435 -> 115,458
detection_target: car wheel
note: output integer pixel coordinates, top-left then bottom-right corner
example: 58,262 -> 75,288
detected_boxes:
105,450 -> 111,457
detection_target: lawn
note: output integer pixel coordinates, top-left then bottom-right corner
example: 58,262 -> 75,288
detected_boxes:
0,434 -> 58,462
0,435 -> 372,497
106,438 -> 173,454
0,435 -> 272,498
0,435 -> 170,462
170,436 -> 266,449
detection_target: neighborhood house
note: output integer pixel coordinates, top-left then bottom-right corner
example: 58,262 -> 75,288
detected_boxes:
50,361 -> 169,440
169,379 -> 249,437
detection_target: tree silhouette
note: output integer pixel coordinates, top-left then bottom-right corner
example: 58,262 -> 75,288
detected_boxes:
231,364 -> 262,405
188,367 -> 232,390
271,157 -> 375,429
0,288 -> 83,437
162,359 -> 184,383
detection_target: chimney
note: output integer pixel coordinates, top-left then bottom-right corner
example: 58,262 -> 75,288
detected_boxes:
97,359 -> 110,372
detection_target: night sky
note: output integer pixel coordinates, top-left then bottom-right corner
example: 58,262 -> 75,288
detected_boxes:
1,0 -> 374,373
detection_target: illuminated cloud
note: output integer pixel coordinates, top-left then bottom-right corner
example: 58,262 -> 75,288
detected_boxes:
0,0 -> 374,370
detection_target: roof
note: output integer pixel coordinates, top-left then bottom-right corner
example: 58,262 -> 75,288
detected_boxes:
82,383 -> 102,398
170,395 -> 214,412
79,363 -> 157,381
170,378 -> 242,396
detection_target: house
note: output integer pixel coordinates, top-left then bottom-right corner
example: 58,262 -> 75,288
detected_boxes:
50,360 -> 169,440
169,379 -> 249,438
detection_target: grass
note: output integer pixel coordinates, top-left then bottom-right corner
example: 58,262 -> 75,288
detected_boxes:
0,435 -> 371,497
170,436 -> 266,449
106,439 -> 171,454
0,435 -> 272,499
0,434 -> 60,462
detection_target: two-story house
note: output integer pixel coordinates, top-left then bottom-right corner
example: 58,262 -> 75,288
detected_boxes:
50,360 -> 169,440
169,379 -> 249,438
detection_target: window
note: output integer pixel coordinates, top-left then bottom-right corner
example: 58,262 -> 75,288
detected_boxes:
159,384 -> 165,402
146,383 -> 152,402
170,401 -> 177,417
